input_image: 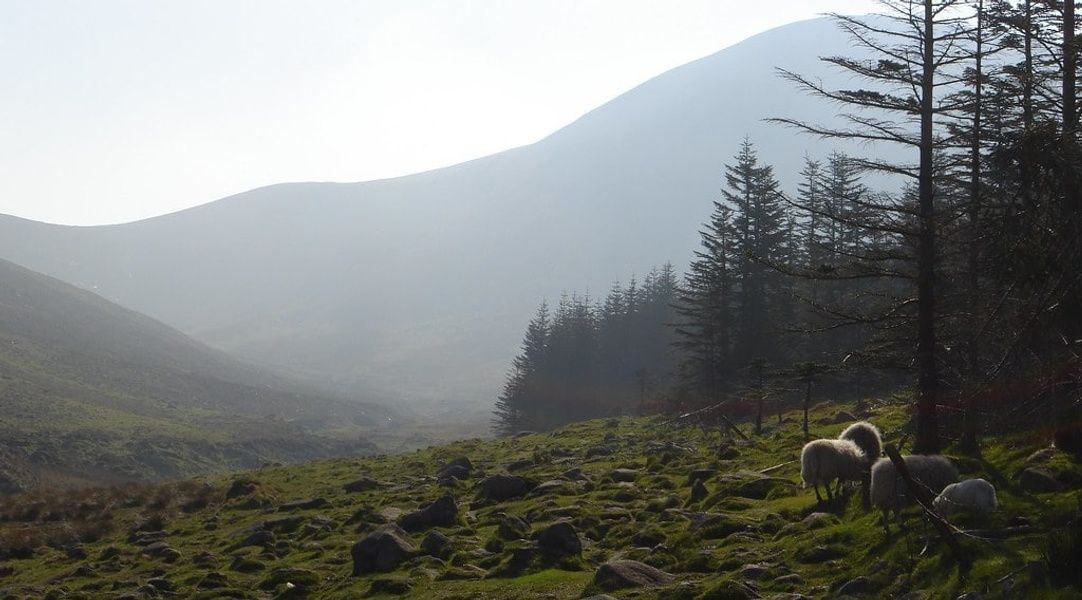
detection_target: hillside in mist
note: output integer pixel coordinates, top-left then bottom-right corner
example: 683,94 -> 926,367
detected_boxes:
0,18 -> 900,414
0,258 -> 388,491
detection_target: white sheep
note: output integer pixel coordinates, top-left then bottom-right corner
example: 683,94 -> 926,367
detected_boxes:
933,478 -> 998,515
838,421 -> 883,465
871,454 -> 959,533
800,439 -> 866,503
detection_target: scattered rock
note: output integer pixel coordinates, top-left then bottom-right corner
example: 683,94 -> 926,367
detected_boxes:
444,456 -> 473,471
506,459 -> 534,472
142,542 -> 180,563
687,469 -> 716,486
829,410 -> 857,424
439,565 -> 488,580
797,544 -> 845,563
528,480 -> 571,497
437,464 -> 470,481
476,475 -> 536,503
739,562 -> 774,580
399,494 -> 458,531
226,478 -> 258,498
608,468 -> 638,482
699,579 -> 758,599
561,468 -> 586,480
64,545 -> 87,561
550,446 -> 575,458
197,571 -> 229,589
1019,467 -> 1063,493
420,531 -> 452,557
535,521 -> 582,559
237,529 -> 275,548
632,529 -> 666,547
775,573 -> 804,585
192,551 -> 217,566
802,512 -> 839,529
351,524 -> 415,574
837,575 -> 877,595
263,516 -> 304,533
585,445 -> 614,458
70,564 -> 96,578
98,546 -> 121,561
593,559 -> 675,591
719,471 -> 794,499
368,576 -> 412,595
145,577 -> 173,592
1025,447 -> 1056,464
690,479 -> 709,502
343,477 -> 388,493
497,513 -> 530,540
278,497 -> 329,511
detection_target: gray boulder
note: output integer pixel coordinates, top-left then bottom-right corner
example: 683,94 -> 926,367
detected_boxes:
535,521 -> 582,558
593,559 -> 674,590
351,524 -> 415,574
476,475 -> 536,503
399,494 -> 459,531
1019,467 -> 1063,493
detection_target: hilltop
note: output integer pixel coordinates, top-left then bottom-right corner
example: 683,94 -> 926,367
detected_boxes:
1,399 -> 1078,598
0,258 -> 390,492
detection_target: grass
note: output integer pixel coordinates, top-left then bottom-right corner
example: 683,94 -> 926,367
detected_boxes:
0,397 -> 1079,598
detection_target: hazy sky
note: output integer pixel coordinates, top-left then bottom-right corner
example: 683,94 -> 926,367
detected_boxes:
0,1 -> 876,225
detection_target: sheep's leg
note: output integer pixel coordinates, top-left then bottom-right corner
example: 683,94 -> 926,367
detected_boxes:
813,484 -> 823,503
881,509 -> 891,537
834,479 -> 844,498
825,481 -> 834,502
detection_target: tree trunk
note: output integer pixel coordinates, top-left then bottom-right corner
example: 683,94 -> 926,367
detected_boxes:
1065,0 -> 1077,135
960,0 -> 984,456
1062,0 -> 1082,348
914,0 -> 940,454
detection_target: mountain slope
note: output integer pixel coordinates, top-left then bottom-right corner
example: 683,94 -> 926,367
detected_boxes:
0,17 -> 902,413
0,258 -> 389,492
0,400 -> 1077,598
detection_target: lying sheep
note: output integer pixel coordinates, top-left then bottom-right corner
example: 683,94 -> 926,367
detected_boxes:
933,478 -> 997,515
800,439 -> 866,503
871,454 -> 959,533
839,421 -> 883,464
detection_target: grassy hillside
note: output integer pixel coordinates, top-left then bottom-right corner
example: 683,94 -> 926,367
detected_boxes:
1,398 -> 1078,598
0,258 -> 392,492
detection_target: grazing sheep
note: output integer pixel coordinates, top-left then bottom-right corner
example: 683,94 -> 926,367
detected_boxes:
838,421 -> 883,464
871,454 -> 959,533
800,439 -> 866,503
933,478 -> 998,515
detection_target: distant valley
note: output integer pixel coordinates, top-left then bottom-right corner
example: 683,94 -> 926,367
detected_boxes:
0,258 -> 394,492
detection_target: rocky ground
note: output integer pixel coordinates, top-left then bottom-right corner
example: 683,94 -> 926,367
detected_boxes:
0,398 -> 1079,599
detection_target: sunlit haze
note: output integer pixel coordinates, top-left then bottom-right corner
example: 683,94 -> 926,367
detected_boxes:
1,0 -> 876,225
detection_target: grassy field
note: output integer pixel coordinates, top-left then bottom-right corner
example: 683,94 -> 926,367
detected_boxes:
0,397 -> 1079,598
